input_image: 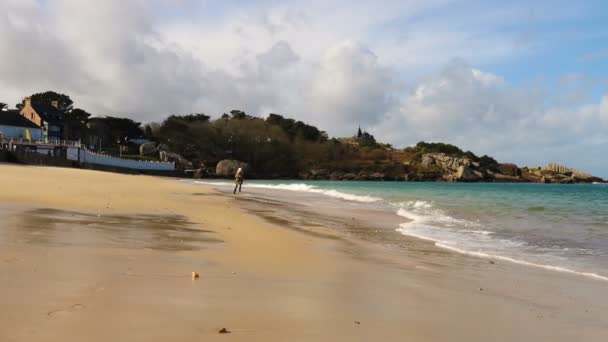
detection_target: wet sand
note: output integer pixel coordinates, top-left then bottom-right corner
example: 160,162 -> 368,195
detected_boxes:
1,164 -> 607,341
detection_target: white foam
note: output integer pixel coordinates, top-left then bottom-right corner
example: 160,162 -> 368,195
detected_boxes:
436,243 -> 608,282
396,205 -> 608,283
193,181 -> 382,203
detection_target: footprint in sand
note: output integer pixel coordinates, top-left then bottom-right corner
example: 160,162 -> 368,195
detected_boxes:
47,304 -> 86,318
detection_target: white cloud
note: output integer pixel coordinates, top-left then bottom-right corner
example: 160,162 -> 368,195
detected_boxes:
371,60 -> 608,175
308,40 -> 395,134
600,96 -> 608,122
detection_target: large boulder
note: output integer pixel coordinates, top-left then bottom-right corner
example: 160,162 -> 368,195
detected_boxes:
216,159 -> 249,178
157,144 -> 170,152
420,153 -> 472,173
572,171 -> 604,183
159,151 -> 192,170
418,153 -> 482,181
139,142 -> 157,156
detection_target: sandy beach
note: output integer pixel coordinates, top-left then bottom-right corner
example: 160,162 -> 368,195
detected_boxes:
1,164 -> 607,341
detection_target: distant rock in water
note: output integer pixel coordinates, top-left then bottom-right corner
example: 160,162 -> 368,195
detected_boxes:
216,160 -> 249,178
521,163 -> 604,184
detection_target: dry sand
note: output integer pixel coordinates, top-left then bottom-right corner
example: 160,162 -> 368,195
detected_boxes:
0,164 -> 607,341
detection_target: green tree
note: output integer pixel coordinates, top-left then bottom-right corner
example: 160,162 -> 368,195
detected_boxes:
64,108 -> 91,141
229,110 -> 251,120
0,102 -> 7,110
90,116 -> 143,147
17,91 -> 74,112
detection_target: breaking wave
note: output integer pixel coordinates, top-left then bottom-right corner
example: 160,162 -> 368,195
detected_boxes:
193,181 -> 382,203
394,201 -> 608,282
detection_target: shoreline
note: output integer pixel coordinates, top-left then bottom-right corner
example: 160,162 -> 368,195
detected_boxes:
1,165 -> 608,341
195,179 -> 608,283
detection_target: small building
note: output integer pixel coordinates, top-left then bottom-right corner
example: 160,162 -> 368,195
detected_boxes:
19,97 -> 65,141
0,110 -> 43,140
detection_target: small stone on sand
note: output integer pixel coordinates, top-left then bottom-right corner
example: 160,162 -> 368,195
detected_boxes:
354,320 -> 361,325
192,272 -> 200,279
218,328 -> 230,334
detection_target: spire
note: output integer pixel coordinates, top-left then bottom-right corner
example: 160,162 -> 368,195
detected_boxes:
357,126 -> 362,138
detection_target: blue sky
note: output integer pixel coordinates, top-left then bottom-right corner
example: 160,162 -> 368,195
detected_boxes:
1,0 -> 607,176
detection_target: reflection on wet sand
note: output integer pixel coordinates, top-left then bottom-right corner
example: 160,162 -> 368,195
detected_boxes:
2,208 -> 222,251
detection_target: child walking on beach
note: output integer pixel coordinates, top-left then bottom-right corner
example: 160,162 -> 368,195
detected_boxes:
234,167 -> 244,194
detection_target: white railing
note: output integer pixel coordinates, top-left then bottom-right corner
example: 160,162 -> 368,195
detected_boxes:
67,147 -> 175,171
0,137 -> 82,147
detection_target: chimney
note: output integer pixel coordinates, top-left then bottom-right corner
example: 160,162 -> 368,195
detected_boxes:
24,97 -> 32,107
51,100 -> 59,109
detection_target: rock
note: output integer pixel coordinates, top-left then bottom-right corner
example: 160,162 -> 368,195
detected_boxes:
159,151 -> 192,169
491,172 -> 521,182
157,144 -> 170,152
218,328 -> 230,334
498,163 -> 521,177
544,163 -> 572,174
192,272 -> 199,279
521,171 -> 542,183
455,165 -> 481,182
298,171 -> 310,180
354,320 -> 361,325
356,171 -> 369,181
139,142 -> 157,156
421,153 -> 472,173
572,171 -> 604,183
309,169 -> 330,178
342,173 -> 357,180
368,172 -> 386,181
193,168 -> 206,179
216,160 -> 249,178
329,171 -> 345,180
417,153 -> 483,182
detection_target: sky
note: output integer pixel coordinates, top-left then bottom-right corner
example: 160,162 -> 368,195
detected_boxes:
1,0 -> 607,176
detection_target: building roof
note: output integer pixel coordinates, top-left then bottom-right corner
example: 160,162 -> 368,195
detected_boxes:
0,110 -> 41,128
31,103 -> 64,123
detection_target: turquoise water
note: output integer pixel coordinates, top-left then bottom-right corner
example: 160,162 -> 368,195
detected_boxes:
196,180 -> 608,280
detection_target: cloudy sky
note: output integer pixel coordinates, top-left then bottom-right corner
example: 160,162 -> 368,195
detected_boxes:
1,0 -> 607,176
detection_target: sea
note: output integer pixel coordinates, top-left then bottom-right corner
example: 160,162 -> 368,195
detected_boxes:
192,180 -> 608,281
